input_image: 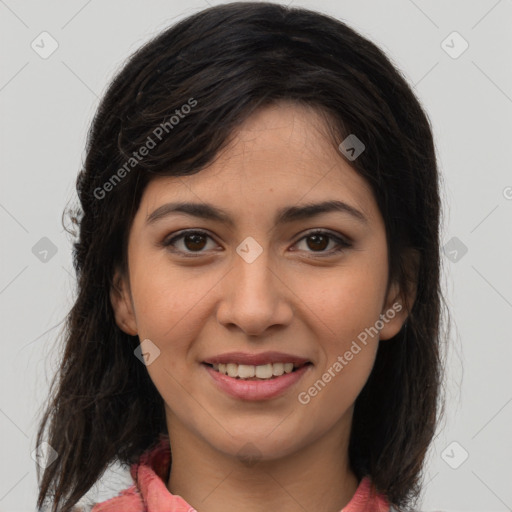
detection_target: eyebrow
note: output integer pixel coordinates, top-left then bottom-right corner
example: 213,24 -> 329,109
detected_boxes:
146,199 -> 369,226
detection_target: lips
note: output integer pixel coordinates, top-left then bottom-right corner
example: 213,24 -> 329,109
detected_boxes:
203,361 -> 312,400
202,351 -> 311,367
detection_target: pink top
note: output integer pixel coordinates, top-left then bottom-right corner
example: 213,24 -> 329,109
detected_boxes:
90,434 -> 390,512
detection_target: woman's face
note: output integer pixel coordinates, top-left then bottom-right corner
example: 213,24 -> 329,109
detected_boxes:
111,101 -> 409,462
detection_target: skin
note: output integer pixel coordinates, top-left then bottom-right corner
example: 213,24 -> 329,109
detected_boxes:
111,101 -> 415,512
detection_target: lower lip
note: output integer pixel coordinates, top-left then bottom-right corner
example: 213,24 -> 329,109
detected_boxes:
203,363 -> 311,401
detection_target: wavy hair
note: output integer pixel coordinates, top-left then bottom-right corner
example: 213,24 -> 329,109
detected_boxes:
36,2 -> 449,511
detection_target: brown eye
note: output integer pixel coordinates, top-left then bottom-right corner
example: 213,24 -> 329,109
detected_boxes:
294,230 -> 352,256
305,233 -> 329,251
162,229 -> 351,258
183,233 -> 207,251
163,230 -> 217,255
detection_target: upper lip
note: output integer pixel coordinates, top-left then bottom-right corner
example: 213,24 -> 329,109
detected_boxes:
203,351 -> 311,366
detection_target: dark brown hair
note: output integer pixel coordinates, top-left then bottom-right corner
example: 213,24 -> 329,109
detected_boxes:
36,2 -> 449,511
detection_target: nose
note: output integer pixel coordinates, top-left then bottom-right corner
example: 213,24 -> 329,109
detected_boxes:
216,246 -> 293,337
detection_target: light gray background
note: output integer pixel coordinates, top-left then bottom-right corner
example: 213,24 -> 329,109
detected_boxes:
1,1 -> 511,511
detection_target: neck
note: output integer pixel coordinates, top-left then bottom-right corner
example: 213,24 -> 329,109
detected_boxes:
166,410 -> 359,512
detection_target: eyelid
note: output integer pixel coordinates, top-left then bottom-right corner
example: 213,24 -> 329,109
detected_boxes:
162,229 -> 218,255
291,229 -> 352,256
295,228 -> 352,245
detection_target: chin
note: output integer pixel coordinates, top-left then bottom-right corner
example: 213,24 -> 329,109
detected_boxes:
211,431 -> 304,463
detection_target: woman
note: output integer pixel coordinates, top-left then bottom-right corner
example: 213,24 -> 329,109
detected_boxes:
36,2 -> 448,511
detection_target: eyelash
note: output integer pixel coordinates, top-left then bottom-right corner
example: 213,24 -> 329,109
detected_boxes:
161,229 -> 352,258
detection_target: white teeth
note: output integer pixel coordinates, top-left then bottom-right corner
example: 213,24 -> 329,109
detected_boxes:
226,363 -> 237,378
272,362 -> 284,376
238,364 -> 255,378
255,363 -> 273,379
211,362 -> 301,379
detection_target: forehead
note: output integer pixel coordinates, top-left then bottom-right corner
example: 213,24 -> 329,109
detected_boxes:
138,102 -> 379,226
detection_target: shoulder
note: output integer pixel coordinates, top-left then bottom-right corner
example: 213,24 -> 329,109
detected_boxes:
84,484 -> 144,512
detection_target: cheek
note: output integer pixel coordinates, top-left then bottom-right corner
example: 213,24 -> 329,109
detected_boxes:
297,343 -> 378,431
129,259 -> 217,345
307,265 -> 385,412
297,277 -> 382,419
306,264 -> 387,342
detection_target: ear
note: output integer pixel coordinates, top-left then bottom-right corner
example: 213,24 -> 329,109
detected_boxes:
379,248 -> 420,341
110,268 -> 138,336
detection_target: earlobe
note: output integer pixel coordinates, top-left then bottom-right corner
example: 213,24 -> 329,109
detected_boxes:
379,292 -> 408,340
378,284 -> 409,340
379,248 -> 420,341
110,269 -> 138,336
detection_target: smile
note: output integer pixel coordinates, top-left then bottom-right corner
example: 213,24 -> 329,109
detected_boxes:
206,362 -> 310,380
202,362 -> 313,401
